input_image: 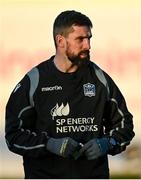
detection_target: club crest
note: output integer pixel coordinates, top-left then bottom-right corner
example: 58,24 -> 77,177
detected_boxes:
83,83 -> 96,97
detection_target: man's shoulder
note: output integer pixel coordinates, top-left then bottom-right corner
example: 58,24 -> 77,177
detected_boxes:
27,56 -> 54,75
89,60 -> 111,78
89,60 -> 112,93
36,56 -> 54,69
89,60 -> 104,73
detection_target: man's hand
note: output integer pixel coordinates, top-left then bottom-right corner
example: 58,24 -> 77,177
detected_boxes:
78,137 -> 116,160
46,137 -> 79,158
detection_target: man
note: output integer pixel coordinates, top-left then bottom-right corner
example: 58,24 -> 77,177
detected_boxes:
5,10 -> 135,179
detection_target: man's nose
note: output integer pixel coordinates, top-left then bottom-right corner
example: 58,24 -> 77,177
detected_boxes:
83,39 -> 91,50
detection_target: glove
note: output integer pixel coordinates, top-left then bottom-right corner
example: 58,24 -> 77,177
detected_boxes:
46,137 -> 79,158
78,137 -> 116,160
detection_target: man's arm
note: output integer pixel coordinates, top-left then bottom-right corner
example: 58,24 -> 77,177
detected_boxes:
5,75 -> 50,158
103,73 -> 135,155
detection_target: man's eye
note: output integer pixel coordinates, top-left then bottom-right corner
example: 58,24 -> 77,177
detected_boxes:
78,38 -> 83,42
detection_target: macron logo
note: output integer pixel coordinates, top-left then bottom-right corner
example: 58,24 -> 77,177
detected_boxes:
42,85 -> 62,92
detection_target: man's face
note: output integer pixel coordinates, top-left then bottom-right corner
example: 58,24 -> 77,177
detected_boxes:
65,25 -> 92,67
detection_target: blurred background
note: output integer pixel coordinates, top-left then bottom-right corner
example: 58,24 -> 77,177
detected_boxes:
0,0 -> 141,178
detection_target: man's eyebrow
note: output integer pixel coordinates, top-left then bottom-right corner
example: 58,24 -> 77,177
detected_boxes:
76,34 -> 92,39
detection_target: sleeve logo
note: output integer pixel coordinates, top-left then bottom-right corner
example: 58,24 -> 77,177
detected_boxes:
13,83 -> 21,93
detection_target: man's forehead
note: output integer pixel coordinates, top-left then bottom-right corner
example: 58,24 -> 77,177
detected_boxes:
70,25 -> 92,36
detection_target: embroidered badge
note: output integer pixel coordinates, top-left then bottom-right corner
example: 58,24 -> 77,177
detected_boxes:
83,83 -> 96,97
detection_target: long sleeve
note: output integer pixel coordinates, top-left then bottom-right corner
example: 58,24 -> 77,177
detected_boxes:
5,71 -> 49,158
103,73 -> 135,155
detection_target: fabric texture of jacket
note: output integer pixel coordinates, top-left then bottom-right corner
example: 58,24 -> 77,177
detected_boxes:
5,56 -> 135,178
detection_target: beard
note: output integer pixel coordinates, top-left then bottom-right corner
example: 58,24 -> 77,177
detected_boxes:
66,50 -> 90,68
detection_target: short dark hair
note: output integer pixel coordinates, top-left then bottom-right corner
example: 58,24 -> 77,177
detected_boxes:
53,10 -> 93,47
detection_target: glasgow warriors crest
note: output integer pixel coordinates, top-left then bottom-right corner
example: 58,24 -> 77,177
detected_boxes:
83,83 -> 96,97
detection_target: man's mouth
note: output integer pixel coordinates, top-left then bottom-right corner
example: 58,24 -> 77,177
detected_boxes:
79,51 -> 89,58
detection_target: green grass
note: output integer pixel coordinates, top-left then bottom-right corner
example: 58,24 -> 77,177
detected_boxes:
110,173 -> 141,179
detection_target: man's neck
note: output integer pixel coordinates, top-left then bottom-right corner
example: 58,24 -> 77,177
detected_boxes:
54,55 -> 78,73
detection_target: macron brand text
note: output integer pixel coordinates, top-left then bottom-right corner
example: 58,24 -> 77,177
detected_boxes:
42,85 -> 62,92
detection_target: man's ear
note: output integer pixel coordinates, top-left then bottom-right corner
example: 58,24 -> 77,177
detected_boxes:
55,34 -> 65,48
